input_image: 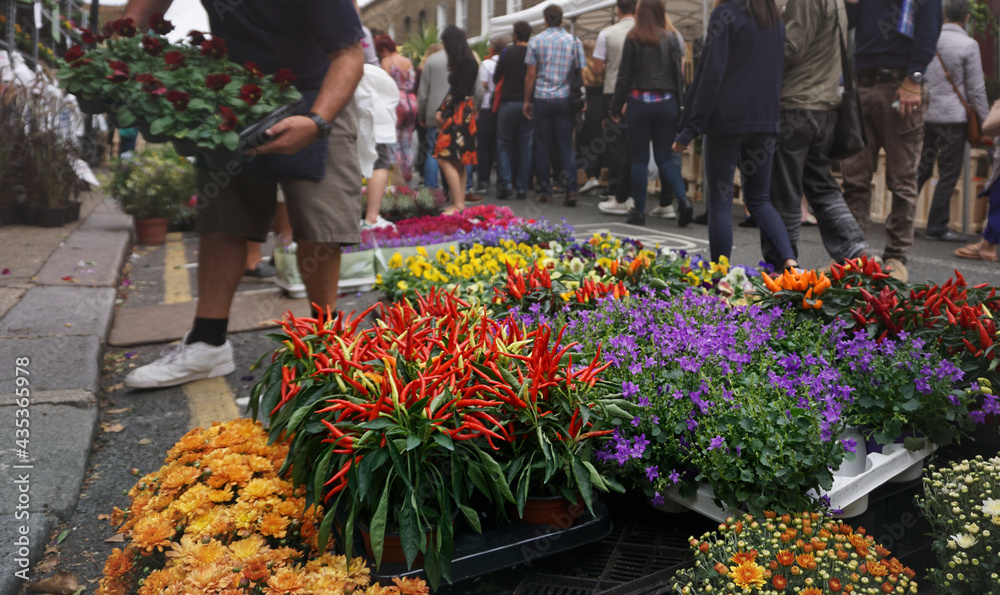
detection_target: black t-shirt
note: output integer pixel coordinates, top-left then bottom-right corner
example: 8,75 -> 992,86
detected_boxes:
493,45 -> 528,103
200,0 -> 364,91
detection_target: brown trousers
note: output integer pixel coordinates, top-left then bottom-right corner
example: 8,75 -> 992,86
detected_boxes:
840,82 -> 927,264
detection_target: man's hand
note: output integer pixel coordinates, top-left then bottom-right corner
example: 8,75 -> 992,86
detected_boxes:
435,111 -> 444,127
895,84 -> 922,117
672,141 -> 686,153
523,102 -> 533,120
246,115 -> 318,156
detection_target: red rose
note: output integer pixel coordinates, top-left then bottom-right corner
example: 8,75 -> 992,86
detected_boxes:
243,61 -> 264,78
111,17 -> 136,38
141,35 -> 164,56
166,90 -> 190,111
218,107 -> 238,132
188,30 -> 206,45
204,73 -> 232,92
273,68 -> 297,90
163,51 -> 187,69
135,73 -> 166,95
148,12 -> 174,35
238,84 -> 263,106
63,45 -> 85,62
199,37 -> 228,59
78,28 -> 95,44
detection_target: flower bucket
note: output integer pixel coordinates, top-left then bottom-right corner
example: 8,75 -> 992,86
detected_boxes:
340,249 -> 376,280
513,495 -> 585,529
134,217 -> 169,245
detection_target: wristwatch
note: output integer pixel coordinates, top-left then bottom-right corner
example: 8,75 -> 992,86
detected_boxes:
907,72 -> 925,85
306,112 -> 332,138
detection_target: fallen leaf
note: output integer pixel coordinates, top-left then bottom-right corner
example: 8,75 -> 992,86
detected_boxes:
60,276 -> 76,283
106,407 -> 130,414
96,514 -> 111,521
1,268 -> 9,275
102,423 -> 124,433
137,438 -> 151,445
64,323 -> 73,328
104,533 -> 125,543
25,570 -> 79,594
56,529 -> 70,544
88,576 -> 100,583
36,556 -> 59,574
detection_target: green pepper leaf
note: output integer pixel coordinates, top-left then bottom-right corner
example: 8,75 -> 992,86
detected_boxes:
369,476 -> 392,568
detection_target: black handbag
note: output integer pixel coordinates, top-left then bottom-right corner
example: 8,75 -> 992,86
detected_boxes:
569,64 -> 586,112
829,17 -> 867,161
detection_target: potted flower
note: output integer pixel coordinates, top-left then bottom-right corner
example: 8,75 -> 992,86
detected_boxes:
103,145 -> 196,244
58,14 -> 302,159
917,456 -> 1000,594
672,512 -> 919,594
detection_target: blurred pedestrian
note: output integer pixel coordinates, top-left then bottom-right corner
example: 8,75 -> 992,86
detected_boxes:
578,39 -> 604,195
376,34 -> 418,183
435,25 -> 480,215
494,21 -> 533,200
674,0 -> 798,268
474,38 -> 506,194
418,43 -> 450,188
918,0 -> 988,242
610,0 -> 691,227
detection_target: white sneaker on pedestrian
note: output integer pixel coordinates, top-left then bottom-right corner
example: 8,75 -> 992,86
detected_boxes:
649,205 -> 677,219
124,333 -> 235,389
274,244 -> 307,299
360,215 -> 395,230
580,178 -> 601,194
598,197 -> 634,215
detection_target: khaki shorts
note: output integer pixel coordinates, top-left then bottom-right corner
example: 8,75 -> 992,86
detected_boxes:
194,106 -> 362,245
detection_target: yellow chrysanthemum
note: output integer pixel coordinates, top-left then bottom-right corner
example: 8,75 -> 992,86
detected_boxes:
229,534 -> 267,560
729,560 -> 766,591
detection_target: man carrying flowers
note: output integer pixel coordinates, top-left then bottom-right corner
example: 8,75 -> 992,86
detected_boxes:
123,0 -> 365,389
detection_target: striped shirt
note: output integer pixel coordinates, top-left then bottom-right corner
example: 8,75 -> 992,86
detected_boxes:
525,27 -> 585,100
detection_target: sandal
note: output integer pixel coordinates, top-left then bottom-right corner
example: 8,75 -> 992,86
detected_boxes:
441,206 -> 464,216
954,243 -> 998,262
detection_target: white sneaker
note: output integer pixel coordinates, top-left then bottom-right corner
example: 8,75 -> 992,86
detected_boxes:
360,215 -> 395,230
274,244 -> 307,299
649,205 -> 677,219
124,333 -> 235,389
598,197 -> 634,215
580,178 -> 600,194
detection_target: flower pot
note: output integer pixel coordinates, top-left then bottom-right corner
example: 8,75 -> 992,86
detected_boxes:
360,526 -> 425,566
134,217 -> 170,245
65,201 -> 81,223
203,151 -> 243,171
514,495 -> 585,528
170,139 -> 201,158
0,204 -> 19,226
36,205 -> 69,228
136,122 -> 171,145
882,443 -> 924,483
17,204 -> 38,226
76,98 -> 109,115
833,427 -> 868,478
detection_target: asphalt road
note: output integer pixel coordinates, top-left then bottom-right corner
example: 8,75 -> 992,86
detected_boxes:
25,188 -> 999,594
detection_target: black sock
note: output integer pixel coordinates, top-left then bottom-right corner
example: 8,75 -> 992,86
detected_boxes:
187,317 -> 228,346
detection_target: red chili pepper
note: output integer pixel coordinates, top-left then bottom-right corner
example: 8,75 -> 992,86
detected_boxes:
978,320 -> 992,349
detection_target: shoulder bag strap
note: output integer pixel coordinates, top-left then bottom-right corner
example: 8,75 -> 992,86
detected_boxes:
835,8 -> 853,93
936,52 -> 974,113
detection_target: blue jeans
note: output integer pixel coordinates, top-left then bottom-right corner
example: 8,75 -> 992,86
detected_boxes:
423,127 -> 439,188
625,96 -> 686,213
497,102 -> 534,192
704,133 -> 794,263
984,180 -> 1000,245
532,97 -> 577,196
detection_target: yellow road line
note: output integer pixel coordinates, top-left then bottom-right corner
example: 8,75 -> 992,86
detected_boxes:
184,377 -> 239,430
164,232 -> 191,304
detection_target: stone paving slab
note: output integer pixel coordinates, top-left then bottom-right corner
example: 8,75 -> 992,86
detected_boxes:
0,392 -> 98,522
0,287 -> 27,322
34,230 -> 130,288
0,512 -> 53,595
0,338 -> 101,401
0,286 -> 116,339
77,198 -> 132,234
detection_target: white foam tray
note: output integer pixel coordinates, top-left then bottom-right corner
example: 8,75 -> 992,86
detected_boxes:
653,442 -> 936,522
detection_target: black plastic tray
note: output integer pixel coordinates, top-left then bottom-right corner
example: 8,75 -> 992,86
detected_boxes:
361,500 -> 613,585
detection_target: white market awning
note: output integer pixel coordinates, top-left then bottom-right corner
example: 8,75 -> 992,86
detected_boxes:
487,0 -> 709,41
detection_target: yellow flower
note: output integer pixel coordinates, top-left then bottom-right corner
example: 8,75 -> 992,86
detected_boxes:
388,253 -> 403,268
729,561 -> 766,590
397,281 -> 408,291
229,534 -> 267,560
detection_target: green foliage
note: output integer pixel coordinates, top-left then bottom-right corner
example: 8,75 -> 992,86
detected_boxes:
401,25 -> 441,67
985,76 -> 1000,106
104,146 -> 196,219
968,0 -> 997,38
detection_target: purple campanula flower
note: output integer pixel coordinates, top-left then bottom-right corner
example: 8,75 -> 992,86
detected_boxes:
971,410 -> 987,424
842,438 -> 857,453
645,465 -> 659,482
668,469 -> 681,485
650,491 -> 665,506
708,435 -> 724,450
631,416 -> 642,427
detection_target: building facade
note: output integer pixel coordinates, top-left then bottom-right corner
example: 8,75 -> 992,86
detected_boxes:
361,0 -> 546,42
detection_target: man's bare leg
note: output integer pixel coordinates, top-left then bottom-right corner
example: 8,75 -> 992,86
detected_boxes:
297,240 -> 341,313
196,232 -> 248,319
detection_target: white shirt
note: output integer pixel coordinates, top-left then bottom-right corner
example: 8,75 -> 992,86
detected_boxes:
479,55 -> 499,109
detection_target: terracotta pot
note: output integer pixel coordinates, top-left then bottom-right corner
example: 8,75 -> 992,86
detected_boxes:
134,217 -> 170,245
514,495 -> 585,528
360,526 -> 427,566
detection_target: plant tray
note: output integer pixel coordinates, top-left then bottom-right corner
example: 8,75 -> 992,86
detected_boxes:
655,442 -> 937,522
361,500 -> 612,585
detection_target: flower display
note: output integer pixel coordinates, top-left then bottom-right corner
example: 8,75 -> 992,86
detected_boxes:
96,419 -> 430,595
248,291 -> 633,588
58,16 -> 302,152
673,512 -> 918,594
917,455 -> 1000,594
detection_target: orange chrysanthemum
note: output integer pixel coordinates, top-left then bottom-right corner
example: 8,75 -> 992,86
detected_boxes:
259,511 -> 290,539
772,575 -> 787,590
776,550 -> 795,566
731,549 -> 758,565
102,548 -> 133,579
829,577 -> 843,591
241,559 -> 270,582
729,561 -> 766,590
866,560 -> 889,578
264,568 -> 306,594
796,552 -> 817,569
801,588 -> 823,595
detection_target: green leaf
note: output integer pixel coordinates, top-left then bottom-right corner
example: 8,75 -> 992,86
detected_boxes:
370,477 -> 392,568
187,98 -> 211,112
432,431 -> 454,451
317,506 -> 337,554
516,464 -> 531,516
902,436 -> 926,451
116,107 -> 136,128
149,116 -> 172,136
357,449 -> 389,500
901,398 -> 921,412
583,461 -> 607,493
405,434 -> 421,451
479,451 -> 515,502
221,130 -> 240,152
360,418 -> 394,430
384,437 -> 414,491
399,495 -> 421,569
459,504 -> 482,533
572,458 -> 593,513
56,529 -> 70,544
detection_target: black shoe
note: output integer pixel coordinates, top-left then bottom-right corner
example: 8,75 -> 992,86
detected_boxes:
497,188 -> 510,200
692,212 -> 708,225
926,230 -> 966,242
626,209 -> 646,225
677,196 -> 693,228
516,191 -> 527,200
738,215 -> 757,228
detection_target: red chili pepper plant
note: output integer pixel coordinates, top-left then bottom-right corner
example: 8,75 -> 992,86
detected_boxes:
248,289 -> 633,589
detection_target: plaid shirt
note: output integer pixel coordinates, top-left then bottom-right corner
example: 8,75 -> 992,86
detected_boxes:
525,27 -> 585,100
